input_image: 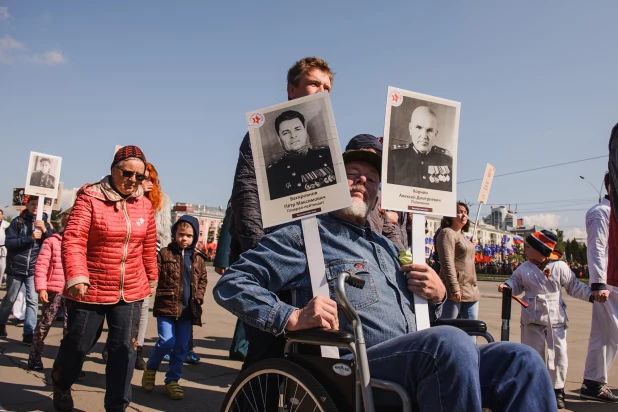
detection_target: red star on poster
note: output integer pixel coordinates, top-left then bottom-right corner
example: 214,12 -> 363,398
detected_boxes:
251,114 -> 262,125
391,93 -> 400,103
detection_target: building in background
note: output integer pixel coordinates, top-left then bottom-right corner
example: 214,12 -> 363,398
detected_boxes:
483,206 -> 517,231
171,203 -> 226,260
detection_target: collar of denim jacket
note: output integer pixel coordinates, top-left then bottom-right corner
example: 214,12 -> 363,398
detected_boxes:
325,212 -> 375,238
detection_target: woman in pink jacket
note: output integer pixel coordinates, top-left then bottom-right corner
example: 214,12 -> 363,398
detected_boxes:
51,146 -> 158,412
28,209 -> 71,371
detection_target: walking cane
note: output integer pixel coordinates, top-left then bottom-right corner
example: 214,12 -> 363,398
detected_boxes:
501,285 -> 512,341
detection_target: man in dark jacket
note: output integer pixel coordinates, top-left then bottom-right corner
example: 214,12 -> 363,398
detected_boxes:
227,57 -> 334,366
0,196 -> 52,343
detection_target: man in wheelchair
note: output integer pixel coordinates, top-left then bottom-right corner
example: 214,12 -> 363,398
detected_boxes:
214,145 -> 556,411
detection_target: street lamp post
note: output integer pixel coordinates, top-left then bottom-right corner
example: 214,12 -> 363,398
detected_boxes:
579,176 -> 602,203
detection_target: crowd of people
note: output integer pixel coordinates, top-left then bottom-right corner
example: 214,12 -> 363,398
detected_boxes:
0,56 -> 617,412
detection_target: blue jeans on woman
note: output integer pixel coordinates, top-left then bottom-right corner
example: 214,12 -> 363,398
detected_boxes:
146,317 -> 192,383
0,274 -> 38,336
366,326 -> 556,411
442,299 -> 479,343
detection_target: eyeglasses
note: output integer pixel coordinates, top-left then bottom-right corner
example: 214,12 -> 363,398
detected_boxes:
115,166 -> 146,181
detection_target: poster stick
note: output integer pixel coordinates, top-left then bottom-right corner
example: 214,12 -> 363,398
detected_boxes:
472,204 -> 483,241
35,196 -> 45,224
411,213 -> 431,330
301,217 -> 339,359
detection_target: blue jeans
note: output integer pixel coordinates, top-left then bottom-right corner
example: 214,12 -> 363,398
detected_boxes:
0,274 -> 38,336
52,300 -> 141,412
365,326 -> 555,411
441,300 -> 479,320
146,317 -> 192,383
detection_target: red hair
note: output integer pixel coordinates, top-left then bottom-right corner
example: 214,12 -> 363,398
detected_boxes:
145,163 -> 163,212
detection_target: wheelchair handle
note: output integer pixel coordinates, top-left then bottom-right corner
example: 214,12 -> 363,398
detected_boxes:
336,272 -> 376,412
346,273 -> 366,289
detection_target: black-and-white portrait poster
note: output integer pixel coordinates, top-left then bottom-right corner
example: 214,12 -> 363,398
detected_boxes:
382,87 -> 459,217
11,187 -> 25,210
246,91 -> 350,228
25,152 -> 62,199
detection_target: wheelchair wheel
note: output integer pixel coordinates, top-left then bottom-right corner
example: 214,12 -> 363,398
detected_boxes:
221,358 -> 339,412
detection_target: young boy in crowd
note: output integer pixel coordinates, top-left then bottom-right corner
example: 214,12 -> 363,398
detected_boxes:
499,230 -> 592,409
142,215 -> 208,400
28,208 -> 72,370
0,196 -> 52,343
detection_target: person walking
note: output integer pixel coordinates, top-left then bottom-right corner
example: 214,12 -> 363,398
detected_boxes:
28,209 -> 72,371
0,196 -> 52,343
436,202 -> 480,327
50,146 -> 158,412
141,215 -> 208,400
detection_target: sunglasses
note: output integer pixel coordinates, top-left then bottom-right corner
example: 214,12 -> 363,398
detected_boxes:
115,166 -> 146,181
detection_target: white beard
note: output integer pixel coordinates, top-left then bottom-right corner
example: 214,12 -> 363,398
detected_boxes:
339,198 -> 369,220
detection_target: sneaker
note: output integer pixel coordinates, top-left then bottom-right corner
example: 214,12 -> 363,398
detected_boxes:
135,345 -> 146,370
28,358 -> 44,371
0,324 -> 6,337
555,388 -> 566,409
184,350 -> 200,364
141,367 -> 156,392
163,353 -> 170,362
580,380 -> 618,403
53,386 -> 74,412
164,381 -> 184,400
22,334 -> 33,345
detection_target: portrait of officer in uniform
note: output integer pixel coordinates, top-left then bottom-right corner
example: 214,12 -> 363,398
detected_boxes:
29,157 -> 56,189
387,105 -> 453,192
265,110 -> 336,200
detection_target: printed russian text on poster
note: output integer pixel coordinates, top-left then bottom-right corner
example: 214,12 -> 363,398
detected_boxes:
24,152 -> 63,199
246,91 -> 350,228
381,87 -> 460,217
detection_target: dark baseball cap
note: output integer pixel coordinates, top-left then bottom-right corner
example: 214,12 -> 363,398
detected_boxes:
342,151 -> 382,179
345,134 -> 383,153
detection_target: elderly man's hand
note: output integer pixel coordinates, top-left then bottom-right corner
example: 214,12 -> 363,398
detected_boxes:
400,263 -> 446,303
67,283 -> 89,298
592,290 -> 610,303
214,267 -> 226,275
285,296 -> 339,332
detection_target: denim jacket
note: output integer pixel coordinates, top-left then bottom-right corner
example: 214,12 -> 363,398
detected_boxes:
213,213 -> 442,349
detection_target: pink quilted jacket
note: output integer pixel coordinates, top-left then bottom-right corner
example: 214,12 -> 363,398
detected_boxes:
62,177 -> 158,304
34,233 -> 66,293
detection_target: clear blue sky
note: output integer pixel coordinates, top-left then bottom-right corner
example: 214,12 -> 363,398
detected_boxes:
1,1 -> 616,239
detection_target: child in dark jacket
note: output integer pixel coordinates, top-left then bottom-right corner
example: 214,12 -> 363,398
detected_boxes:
141,215 -> 208,400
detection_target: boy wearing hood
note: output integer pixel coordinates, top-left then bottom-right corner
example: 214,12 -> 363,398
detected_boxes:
141,215 -> 208,400
0,196 -> 52,343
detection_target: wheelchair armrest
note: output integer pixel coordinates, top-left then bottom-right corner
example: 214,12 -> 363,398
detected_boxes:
285,328 -> 355,344
431,319 -> 488,334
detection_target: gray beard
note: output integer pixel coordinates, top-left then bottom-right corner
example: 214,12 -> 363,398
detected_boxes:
339,198 -> 369,220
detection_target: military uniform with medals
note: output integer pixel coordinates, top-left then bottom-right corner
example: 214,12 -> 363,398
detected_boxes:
266,147 -> 336,200
387,143 -> 453,192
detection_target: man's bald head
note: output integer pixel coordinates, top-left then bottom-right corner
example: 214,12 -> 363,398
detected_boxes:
409,106 -> 438,154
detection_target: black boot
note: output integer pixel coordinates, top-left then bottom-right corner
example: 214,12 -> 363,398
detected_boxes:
135,345 -> 146,370
555,389 -> 566,409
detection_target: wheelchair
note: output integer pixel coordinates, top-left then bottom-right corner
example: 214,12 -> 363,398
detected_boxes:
220,272 -> 496,412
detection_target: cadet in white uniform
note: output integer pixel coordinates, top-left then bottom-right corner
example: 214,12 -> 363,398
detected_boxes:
500,230 -> 591,409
